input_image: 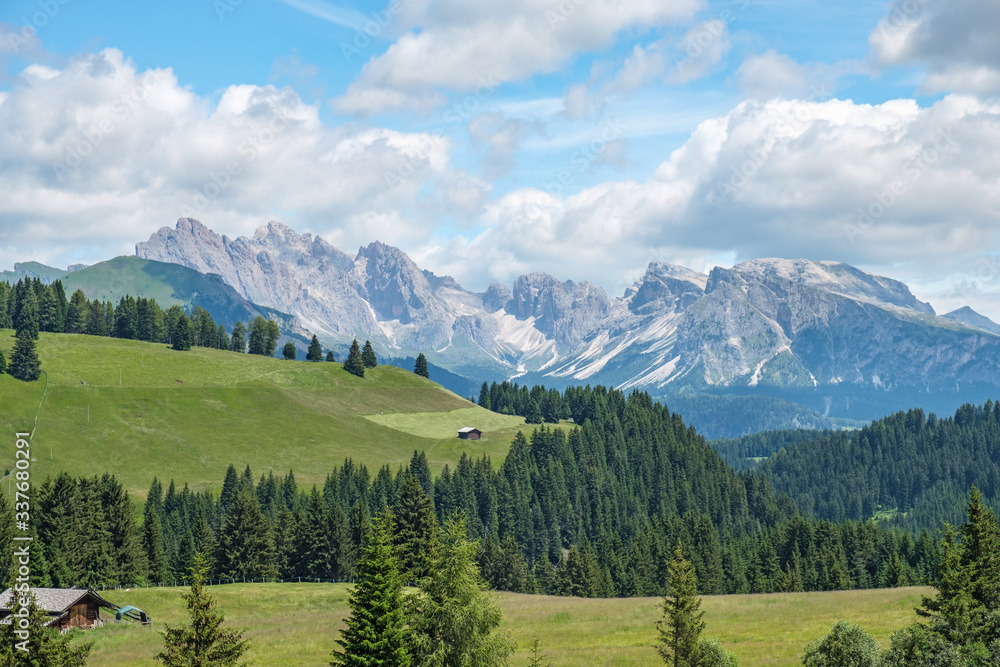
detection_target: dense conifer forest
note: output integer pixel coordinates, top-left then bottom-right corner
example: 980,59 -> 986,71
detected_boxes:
3,385 -> 943,598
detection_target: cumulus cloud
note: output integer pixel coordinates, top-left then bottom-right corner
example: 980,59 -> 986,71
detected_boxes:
334,0 -> 701,115
418,94 -> 1000,300
0,48 -> 454,266
869,0 -> 1000,94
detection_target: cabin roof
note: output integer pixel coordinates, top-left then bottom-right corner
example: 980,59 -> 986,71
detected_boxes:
457,427 -> 481,433
0,588 -> 116,614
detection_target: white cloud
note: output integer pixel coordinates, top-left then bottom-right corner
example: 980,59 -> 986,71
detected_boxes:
417,94 -> 1000,301
0,48 -> 454,267
335,0 -> 701,115
869,0 -> 1000,94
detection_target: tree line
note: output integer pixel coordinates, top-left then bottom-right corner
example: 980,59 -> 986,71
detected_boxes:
0,277 -> 283,354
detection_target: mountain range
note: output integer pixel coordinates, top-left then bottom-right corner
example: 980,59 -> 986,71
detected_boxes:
128,218 -> 1000,429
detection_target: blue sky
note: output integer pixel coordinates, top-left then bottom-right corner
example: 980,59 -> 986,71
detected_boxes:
1,0 -> 998,317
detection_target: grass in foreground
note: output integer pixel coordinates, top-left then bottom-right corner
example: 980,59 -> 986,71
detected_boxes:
84,583 -> 930,666
0,331 -> 527,496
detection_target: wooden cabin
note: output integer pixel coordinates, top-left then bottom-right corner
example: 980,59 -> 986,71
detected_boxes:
0,588 -> 118,631
457,427 -> 482,440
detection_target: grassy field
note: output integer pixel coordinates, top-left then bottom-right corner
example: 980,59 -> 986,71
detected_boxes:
0,331 -> 531,497
83,583 -> 930,666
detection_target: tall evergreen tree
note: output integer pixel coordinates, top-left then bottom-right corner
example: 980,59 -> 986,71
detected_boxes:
0,350 -> 6,375
307,335 -> 324,361
265,320 -> 281,357
8,330 -> 41,382
218,324 -> 230,351
156,552 -> 251,666
406,515 -> 513,666
478,382 -> 491,411
331,513 -> 410,667
393,475 -> 438,583
247,316 -> 269,355
14,285 -> 39,339
171,312 -> 193,351
656,541 -> 705,667
144,502 -> 171,585
413,354 -> 429,379
361,340 -> 377,368
344,340 -> 366,378
230,321 -> 247,353
326,350 -> 335,362
65,289 -> 87,334
216,481 -> 276,580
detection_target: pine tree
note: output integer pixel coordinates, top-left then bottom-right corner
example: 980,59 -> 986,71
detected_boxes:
171,313 -> 193,351
144,502 -> 170,584
0,591 -> 94,665
283,342 -> 297,360
478,382 -> 491,411
14,284 -> 39,339
331,513 -> 410,667
66,289 -> 87,333
156,552 -> 251,666
0,351 -> 5,375
230,321 -> 247,353
393,475 -> 438,583
8,330 -> 41,381
326,351 -> 335,362
361,340 -> 377,368
656,541 -> 705,667
406,515 -> 514,666
413,354 -> 429,379
218,324 -> 230,350
247,316 -> 269,355
265,320 -> 281,356
344,340 -> 366,378
216,481 -> 276,580
307,335 -> 324,361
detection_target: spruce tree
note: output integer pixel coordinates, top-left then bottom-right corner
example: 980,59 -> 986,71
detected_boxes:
14,284 -> 39,339
331,513 -> 410,667
218,324 -> 230,350
656,541 -> 705,667
478,382 -> 491,411
8,330 -> 41,381
247,316 -> 268,355
144,502 -> 170,585
283,342 -> 297,360
406,515 -> 514,666
171,313 -> 193,351
326,350 -> 335,362
216,481 -> 276,580
0,350 -> 7,375
265,320 -> 281,356
413,354 -> 429,379
344,340 -> 366,378
393,475 -> 438,583
361,340 -> 377,368
307,335 -> 324,361
156,553 -> 251,666
230,321 -> 247,353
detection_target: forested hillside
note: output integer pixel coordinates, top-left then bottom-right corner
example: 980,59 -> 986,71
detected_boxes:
757,402 -> 1000,531
11,385 -> 939,600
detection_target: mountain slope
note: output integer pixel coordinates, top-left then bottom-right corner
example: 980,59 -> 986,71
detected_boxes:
943,306 -> 1000,336
135,219 -> 1000,424
0,330 -> 526,496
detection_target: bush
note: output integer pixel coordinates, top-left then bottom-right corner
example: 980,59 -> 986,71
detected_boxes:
698,638 -> 739,666
802,621 -> 880,667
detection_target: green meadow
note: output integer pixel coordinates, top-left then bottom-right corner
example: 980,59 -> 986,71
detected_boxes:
0,331 -> 526,497
84,583 -> 930,666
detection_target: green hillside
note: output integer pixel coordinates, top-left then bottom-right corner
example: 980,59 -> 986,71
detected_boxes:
0,330 -> 527,496
83,583 -> 928,666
